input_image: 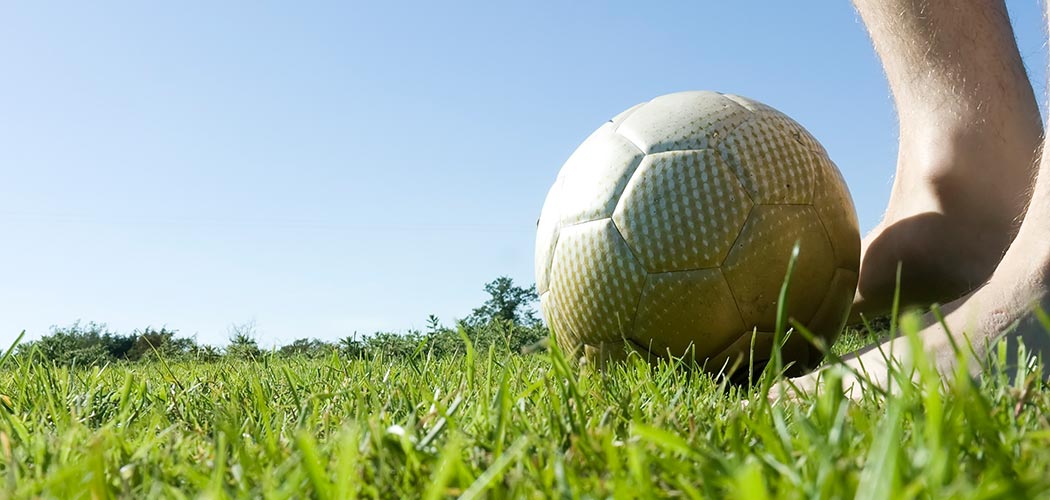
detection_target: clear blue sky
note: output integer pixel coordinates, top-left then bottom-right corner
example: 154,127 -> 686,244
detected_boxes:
2,1 -> 1046,347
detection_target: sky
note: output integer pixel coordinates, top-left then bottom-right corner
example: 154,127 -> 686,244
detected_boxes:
1,1 -> 1047,347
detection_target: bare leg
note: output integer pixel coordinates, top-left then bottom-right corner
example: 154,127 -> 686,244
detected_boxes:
851,0 -> 1042,319
775,0 -> 1050,399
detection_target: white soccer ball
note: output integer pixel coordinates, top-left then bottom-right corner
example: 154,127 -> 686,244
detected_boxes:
535,91 -> 860,379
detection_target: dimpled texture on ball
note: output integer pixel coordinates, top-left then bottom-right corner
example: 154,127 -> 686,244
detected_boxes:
535,91 -> 860,376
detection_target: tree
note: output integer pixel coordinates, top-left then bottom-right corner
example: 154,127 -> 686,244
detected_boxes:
426,314 -> 443,335
466,276 -> 540,327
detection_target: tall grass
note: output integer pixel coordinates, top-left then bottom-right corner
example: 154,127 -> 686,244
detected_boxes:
1,319 -> 1049,498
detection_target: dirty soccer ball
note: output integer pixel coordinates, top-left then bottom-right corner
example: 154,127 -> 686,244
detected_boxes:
535,91 -> 860,379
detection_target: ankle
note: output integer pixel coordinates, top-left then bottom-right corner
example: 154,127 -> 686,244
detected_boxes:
894,129 -> 1036,220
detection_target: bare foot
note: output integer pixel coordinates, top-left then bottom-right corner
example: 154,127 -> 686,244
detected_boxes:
778,226 -> 1050,401
851,127 -> 1038,321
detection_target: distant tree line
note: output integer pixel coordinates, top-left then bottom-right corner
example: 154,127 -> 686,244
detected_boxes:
10,277 -> 548,366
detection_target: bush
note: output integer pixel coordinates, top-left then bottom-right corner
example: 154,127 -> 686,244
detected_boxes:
19,321 -> 129,366
12,277 -> 550,366
278,338 -> 335,358
225,321 -> 262,360
126,327 -> 195,361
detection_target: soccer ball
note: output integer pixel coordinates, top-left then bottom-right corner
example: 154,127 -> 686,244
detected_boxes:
535,91 -> 860,379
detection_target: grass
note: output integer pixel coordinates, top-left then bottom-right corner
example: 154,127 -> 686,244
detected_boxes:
2,320 -> 1050,499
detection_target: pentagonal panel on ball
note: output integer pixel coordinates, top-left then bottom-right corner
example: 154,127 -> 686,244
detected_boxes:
631,268 -> 746,360
535,178 -> 564,294
615,91 -> 753,154
556,123 -> 644,227
722,205 -> 836,331
613,149 -> 753,273
811,154 -> 861,272
716,104 -> 821,205
548,218 -> 647,344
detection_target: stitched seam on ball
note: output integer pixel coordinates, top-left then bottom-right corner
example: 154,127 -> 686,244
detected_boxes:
717,267 -> 750,341
609,216 -> 647,276
640,266 -> 721,275
806,194 -> 840,269
609,219 -> 646,335
718,203 -> 754,268
610,101 -> 650,134
558,216 -> 613,232
614,128 -> 648,157
539,227 -> 561,295
812,210 -> 839,266
542,224 -> 566,296
707,144 -> 757,263
626,273 -> 653,353
712,130 -> 759,207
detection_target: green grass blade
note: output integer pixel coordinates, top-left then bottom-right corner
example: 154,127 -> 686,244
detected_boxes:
459,437 -> 527,500
0,331 -> 25,369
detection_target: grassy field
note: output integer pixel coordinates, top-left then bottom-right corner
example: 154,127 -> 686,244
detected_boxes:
2,320 -> 1050,499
